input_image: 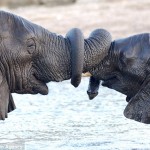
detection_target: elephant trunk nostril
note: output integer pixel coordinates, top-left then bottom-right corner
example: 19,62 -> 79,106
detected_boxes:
71,74 -> 81,88
87,76 -> 100,100
87,91 -> 98,100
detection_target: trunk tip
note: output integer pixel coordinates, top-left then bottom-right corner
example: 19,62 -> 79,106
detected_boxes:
71,75 -> 82,87
87,91 -> 98,100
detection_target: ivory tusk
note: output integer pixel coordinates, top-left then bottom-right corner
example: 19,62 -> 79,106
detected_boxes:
82,72 -> 92,77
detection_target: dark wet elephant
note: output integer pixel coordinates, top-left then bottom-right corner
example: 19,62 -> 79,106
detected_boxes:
87,33 -> 150,124
0,11 -> 111,120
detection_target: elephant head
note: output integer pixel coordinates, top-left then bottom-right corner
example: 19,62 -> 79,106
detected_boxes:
0,11 -> 85,120
86,32 -> 150,124
0,11 -> 112,120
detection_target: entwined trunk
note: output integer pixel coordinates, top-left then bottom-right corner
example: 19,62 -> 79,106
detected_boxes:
33,31 -> 72,83
34,28 -> 112,84
83,29 -> 112,73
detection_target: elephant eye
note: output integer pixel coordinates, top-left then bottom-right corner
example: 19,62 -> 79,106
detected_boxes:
27,38 -> 36,54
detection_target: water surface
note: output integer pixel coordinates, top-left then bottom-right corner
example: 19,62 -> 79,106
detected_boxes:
0,78 -> 150,150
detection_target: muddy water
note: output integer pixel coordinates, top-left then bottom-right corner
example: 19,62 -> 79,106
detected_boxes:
0,77 -> 150,150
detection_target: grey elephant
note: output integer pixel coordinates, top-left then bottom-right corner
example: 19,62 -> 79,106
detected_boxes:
0,11 -> 111,120
87,33 -> 150,124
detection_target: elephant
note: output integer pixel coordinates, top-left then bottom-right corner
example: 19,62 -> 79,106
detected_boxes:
0,11 -> 112,120
87,33 -> 150,124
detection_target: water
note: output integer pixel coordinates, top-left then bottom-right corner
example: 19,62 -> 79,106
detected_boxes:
0,78 -> 150,150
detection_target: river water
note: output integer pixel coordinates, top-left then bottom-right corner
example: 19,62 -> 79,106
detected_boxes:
0,77 -> 150,150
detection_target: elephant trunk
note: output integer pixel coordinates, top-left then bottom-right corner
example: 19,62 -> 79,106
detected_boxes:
66,28 -> 111,89
34,28 -> 111,95
83,29 -> 112,100
83,29 -> 112,73
34,28 -> 85,88
66,28 -> 84,87
87,76 -> 100,100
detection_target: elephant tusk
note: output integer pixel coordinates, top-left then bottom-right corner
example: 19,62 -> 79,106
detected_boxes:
82,72 -> 92,77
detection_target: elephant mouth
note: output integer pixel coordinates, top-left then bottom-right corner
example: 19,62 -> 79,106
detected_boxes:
28,73 -> 49,95
13,71 -> 49,95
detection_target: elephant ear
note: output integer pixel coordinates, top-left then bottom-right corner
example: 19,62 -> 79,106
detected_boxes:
0,72 -> 16,120
66,28 -> 84,87
124,76 -> 150,124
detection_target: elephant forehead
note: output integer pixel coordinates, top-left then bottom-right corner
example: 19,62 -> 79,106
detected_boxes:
2,37 -> 24,50
116,33 -> 150,61
0,30 -> 32,45
0,12 -> 34,39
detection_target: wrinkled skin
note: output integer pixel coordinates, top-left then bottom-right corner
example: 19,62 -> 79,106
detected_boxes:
87,33 -> 150,124
0,11 -> 111,120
